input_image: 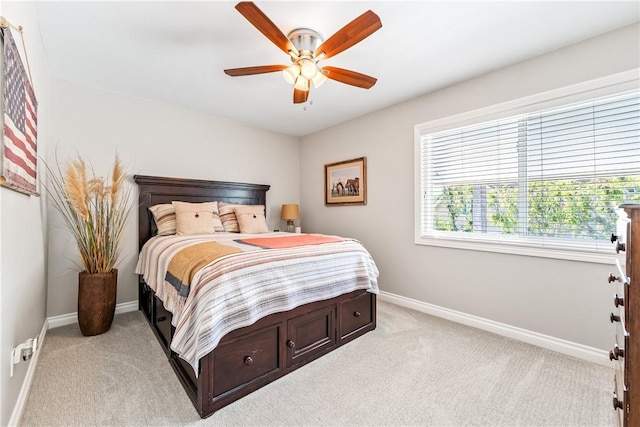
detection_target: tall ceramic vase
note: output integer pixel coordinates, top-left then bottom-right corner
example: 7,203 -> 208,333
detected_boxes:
78,269 -> 117,336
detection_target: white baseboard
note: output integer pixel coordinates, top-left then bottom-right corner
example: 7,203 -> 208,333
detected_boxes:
47,300 -> 139,329
378,291 -> 611,367
8,320 -> 48,427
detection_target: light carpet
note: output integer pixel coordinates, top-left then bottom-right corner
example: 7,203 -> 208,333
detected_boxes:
20,300 -> 615,426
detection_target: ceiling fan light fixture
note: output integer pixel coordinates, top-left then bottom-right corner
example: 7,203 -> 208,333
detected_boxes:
299,59 -> 318,80
282,64 -> 300,84
294,75 -> 309,92
312,70 -> 328,88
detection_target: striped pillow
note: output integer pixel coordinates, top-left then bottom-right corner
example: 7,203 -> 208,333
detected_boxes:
149,202 -> 225,235
149,204 -> 176,236
218,202 -> 240,233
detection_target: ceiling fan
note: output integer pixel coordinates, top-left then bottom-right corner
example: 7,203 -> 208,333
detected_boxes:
224,2 -> 382,104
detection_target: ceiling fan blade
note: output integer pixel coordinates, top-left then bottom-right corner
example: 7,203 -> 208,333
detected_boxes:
293,89 -> 309,104
293,81 -> 310,104
322,66 -> 377,89
224,65 -> 288,76
314,10 -> 382,59
235,2 -> 296,55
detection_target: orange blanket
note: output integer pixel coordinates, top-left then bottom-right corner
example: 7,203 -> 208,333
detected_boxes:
237,234 -> 343,249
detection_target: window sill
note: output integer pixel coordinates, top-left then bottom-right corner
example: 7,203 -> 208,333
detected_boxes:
414,235 -> 622,264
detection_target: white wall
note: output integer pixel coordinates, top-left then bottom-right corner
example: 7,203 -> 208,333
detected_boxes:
47,80 -> 300,317
0,1 -> 51,425
300,23 -> 640,351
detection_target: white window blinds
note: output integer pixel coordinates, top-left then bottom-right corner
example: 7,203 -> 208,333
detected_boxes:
419,90 -> 640,252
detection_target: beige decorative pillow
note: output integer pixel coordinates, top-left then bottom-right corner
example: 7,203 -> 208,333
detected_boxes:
234,205 -> 269,234
173,201 -> 220,235
218,202 -> 240,233
149,204 -> 177,236
149,202 -> 224,235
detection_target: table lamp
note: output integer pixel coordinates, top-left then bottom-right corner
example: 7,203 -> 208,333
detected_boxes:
281,204 -> 300,233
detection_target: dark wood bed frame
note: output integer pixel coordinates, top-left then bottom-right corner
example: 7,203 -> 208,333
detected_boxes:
135,175 -> 377,418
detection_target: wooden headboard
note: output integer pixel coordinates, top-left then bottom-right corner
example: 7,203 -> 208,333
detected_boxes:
134,175 -> 270,250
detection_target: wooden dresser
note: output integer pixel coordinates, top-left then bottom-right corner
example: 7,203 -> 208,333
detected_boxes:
610,205 -> 639,426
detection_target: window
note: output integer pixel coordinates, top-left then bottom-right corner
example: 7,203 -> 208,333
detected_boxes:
415,73 -> 640,262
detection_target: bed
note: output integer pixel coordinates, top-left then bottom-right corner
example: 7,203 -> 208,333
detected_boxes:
134,175 -> 379,418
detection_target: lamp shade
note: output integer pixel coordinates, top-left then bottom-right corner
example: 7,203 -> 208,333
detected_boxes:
293,75 -> 309,91
282,64 -> 300,84
281,204 -> 300,220
299,59 -> 318,80
312,71 -> 328,88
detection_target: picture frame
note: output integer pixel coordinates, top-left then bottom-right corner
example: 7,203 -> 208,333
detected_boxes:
1,26 -> 39,196
324,156 -> 367,205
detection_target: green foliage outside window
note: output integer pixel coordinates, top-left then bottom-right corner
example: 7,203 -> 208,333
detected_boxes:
434,177 -> 640,241
487,185 -> 518,234
434,185 -> 473,232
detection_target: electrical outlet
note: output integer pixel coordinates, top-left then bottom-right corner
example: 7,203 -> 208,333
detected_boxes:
10,337 -> 38,377
21,339 -> 34,361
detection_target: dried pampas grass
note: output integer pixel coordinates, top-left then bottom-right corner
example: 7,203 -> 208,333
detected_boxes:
44,154 -> 132,274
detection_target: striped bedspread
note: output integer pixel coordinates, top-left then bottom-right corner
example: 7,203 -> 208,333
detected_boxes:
135,232 -> 379,376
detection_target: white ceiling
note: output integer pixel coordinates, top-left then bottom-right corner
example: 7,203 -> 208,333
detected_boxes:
34,1 -> 639,137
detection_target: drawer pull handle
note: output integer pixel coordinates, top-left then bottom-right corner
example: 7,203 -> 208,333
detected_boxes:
609,345 -> 625,361
243,356 -> 253,366
353,311 -> 361,318
614,294 -> 624,307
610,313 -> 621,323
613,393 -> 624,410
287,340 -> 295,348
616,242 -> 626,253
156,316 -> 167,323
608,273 -> 621,283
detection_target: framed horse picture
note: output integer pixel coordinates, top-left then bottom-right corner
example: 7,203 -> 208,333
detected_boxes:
324,157 -> 367,206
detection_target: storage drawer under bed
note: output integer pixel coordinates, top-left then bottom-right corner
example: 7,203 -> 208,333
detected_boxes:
212,323 -> 283,397
154,298 -> 173,354
339,291 -> 375,341
286,305 -> 336,369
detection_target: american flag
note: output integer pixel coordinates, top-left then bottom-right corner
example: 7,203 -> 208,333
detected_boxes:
2,27 -> 37,195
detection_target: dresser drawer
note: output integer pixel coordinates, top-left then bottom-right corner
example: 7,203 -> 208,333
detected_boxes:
611,304 -> 627,336
212,324 -> 281,397
614,365 -> 627,427
609,260 -> 628,300
339,291 -> 374,340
